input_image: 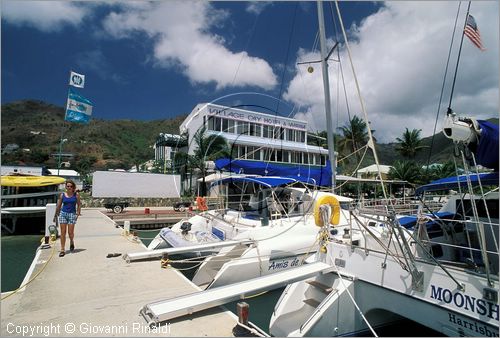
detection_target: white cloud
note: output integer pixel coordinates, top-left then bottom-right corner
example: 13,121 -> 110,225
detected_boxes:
246,2 -> 273,15
285,1 -> 499,143
1,1 -> 90,32
101,1 -> 278,90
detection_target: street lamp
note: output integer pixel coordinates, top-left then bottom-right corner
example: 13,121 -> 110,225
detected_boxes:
57,138 -> 68,176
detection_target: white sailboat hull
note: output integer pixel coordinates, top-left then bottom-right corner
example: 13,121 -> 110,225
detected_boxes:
270,243 -> 499,337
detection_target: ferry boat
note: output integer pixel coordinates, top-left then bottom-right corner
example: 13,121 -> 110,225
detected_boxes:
1,175 -> 65,233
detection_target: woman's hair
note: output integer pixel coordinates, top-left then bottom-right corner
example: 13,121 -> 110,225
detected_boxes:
65,179 -> 76,189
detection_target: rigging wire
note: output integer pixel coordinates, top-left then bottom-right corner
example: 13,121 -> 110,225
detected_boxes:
333,1 -> 389,201
426,2 -> 462,167
275,2 -> 299,115
231,10 -> 261,88
329,256 -> 379,337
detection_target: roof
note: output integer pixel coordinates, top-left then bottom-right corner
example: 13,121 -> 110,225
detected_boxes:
48,169 -> 80,177
356,164 -> 393,174
415,172 -> 499,195
1,175 -> 65,187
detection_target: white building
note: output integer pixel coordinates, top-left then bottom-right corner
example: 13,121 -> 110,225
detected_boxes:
1,165 -> 50,176
153,133 -> 187,165
356,164 -> 393,180
179,103 -> 328,166
48,169 -> 83,189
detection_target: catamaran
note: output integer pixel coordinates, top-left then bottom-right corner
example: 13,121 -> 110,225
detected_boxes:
146,175 -> 368,289
269,0 -> 499,334
269,116 -> 499,336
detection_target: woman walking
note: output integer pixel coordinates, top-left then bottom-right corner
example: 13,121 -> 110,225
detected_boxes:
54,179 -> 81,257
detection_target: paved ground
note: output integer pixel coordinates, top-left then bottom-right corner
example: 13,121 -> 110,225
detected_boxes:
1,209 -> 238,337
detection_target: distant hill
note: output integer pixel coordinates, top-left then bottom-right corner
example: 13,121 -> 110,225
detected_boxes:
1,100 -> 186,171
1,99 -> 497,173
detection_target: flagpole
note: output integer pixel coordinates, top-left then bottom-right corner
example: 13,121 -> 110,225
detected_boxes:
446,1 -> 472,116
58,83 -> 71,176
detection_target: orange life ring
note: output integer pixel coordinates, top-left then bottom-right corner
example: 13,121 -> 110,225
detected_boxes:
196,196 -> 208,211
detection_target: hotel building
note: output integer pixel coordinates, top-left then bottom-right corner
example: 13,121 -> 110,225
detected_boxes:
176,103 -> 328,166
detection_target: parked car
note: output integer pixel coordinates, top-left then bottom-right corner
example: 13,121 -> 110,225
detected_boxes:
104,200 -> 130,213
173,201 -> 192,212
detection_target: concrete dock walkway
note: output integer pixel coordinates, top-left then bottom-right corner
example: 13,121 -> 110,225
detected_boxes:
1,209 -> 238,337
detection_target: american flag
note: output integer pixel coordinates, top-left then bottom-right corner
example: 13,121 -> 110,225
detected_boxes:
464,14 -> 485,51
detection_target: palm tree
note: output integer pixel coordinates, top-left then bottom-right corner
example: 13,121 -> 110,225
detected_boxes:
425,161 -> 459,183
396,128 -> 427,159
388,160 -> 421,184
337,115 -> 374,163
190,126 -> 230,196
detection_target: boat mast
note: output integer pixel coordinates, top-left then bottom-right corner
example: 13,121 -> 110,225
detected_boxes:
316,1 -> 336,192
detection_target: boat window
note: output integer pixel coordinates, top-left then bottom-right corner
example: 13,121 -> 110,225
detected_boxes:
340,202 -> 351,210
458,199 -> 499,219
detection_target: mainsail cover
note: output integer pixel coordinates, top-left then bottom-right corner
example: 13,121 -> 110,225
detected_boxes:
475,120 -> 499,170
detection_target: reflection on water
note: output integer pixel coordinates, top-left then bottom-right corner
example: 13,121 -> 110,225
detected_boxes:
1,234 -> 41,292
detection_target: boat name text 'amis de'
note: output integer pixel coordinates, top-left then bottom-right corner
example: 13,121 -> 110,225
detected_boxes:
430,284 -> 499,321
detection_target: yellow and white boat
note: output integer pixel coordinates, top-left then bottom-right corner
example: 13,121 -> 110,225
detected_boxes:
1,175 -> 65,233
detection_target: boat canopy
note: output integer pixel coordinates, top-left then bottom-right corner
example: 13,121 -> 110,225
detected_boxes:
0,175 -> 65,187
415,172 -> 499,195
214,158 -> 332,186
211,176 -> 310,188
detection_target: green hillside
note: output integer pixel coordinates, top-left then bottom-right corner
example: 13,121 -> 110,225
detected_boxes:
1,100 -> 186,171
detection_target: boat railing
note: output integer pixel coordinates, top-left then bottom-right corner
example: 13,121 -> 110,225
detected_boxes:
411,217 -> 499,279
355,197 -> 444,215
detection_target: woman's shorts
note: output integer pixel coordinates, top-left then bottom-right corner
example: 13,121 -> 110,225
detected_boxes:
58,211 -> 77,225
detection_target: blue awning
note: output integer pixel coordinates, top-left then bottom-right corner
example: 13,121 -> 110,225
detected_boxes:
211,176 -> 301,188
415,172 -> 499,195
397,212 -> 455,228
214,158 -> 331,186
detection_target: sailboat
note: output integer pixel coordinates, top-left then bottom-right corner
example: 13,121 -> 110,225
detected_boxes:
269,2 -> 499,336
144,175 -> 365,289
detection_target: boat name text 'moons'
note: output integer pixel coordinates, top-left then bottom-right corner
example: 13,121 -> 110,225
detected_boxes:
430,284 -> 499,321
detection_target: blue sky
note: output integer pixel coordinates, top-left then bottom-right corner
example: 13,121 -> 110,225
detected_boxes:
2,1 -> 498,142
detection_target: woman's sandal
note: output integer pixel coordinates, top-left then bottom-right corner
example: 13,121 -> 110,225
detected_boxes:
70,243 -> 75,252
59,251 -> 65,257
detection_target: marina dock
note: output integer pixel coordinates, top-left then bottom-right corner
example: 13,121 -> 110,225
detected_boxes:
106,208 -> 187,230
1,209 -> 239,337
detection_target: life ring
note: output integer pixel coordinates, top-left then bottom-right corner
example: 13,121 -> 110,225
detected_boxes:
314,195 -> 340,227
196,196 -> 208,211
